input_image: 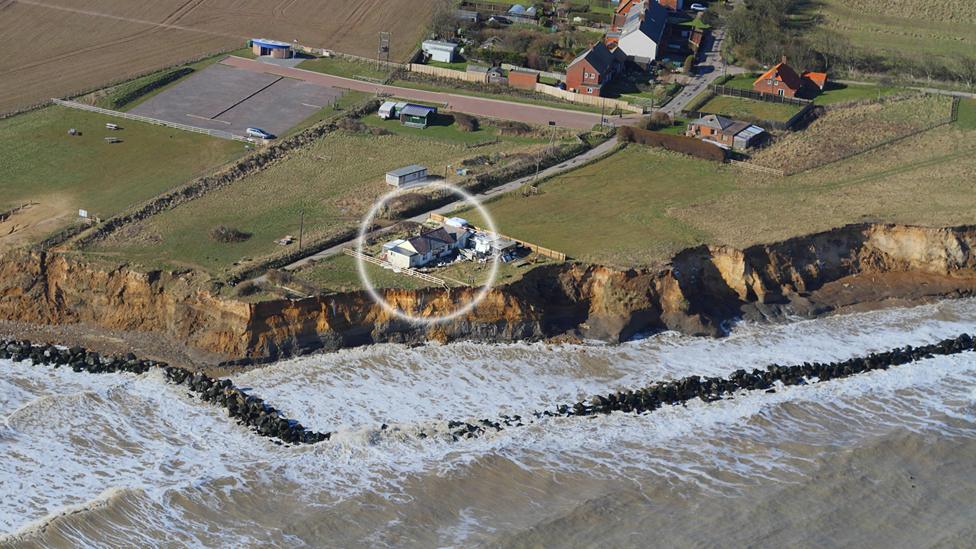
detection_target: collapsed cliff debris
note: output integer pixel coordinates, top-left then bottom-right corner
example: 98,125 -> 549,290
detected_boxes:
4,334 -> 975,446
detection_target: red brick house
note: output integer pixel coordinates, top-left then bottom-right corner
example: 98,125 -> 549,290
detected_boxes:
566,42 -> 617,96
753,57 -> 828,98
686,114 -> 767,151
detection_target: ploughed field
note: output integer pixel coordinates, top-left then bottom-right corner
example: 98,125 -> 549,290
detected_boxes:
456,99 -> 976,268
0,0 -> 436,115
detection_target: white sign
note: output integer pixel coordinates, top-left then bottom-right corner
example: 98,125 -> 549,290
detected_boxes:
78,209 -> 88,218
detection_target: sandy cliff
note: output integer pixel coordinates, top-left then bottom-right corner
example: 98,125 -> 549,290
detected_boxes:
1,224 -> 975,360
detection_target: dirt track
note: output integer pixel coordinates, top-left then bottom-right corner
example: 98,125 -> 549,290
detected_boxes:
0,0 -> 436,115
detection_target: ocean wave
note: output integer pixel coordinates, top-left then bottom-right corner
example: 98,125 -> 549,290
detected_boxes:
2,299 -> 976,542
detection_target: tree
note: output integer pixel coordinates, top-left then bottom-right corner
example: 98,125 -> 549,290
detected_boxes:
683,54 -> 695,74
951,54 -> 976,90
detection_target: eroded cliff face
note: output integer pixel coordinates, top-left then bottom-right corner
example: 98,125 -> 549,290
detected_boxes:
2,224 -> 976,360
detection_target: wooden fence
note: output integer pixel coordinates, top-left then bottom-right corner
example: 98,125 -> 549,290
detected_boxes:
0,202 -> 37,223
533,84 -> 643,114
429,214 -> 567,261
709,85 -> 811,106
52,99 -> 250,142
343,248 -> 447,287
408,63 -> 489,84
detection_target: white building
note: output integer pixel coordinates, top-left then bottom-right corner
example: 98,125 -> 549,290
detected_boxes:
422,40 -> 459,63
615,0 -> 668,65
386,165 -> 428,187
384,226 -> 468,269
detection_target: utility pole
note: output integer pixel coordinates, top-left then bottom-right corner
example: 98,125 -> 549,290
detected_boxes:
298,209 -> 305,251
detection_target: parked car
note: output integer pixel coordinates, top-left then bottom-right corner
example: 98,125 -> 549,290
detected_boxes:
690,3 -> 708,11
246,127 -> 274,139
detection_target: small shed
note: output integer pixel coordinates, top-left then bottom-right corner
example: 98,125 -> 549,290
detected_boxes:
422,40 -> 459,63
378,101 -> 398,119
386,164 -> 428,187
251,38 -> 294,59
399,104 -> 437,128
467,65 -> 506,85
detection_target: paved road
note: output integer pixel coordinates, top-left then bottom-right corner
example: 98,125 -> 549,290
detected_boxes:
284,136 -> 622,270
661,29 -> 746,116
223,56 -> 642,129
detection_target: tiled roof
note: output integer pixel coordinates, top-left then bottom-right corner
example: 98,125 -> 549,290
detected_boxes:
754,62 -> 804,90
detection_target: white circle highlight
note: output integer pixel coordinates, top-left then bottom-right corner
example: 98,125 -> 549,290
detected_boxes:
355,181 -> 502,324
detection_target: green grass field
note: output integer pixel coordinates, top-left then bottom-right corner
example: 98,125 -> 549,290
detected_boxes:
453,118 -> 976,268
0,106 -> 246,244
699,95 -> 802,122
93,127 -> 536,273
956,99 -> 976,130
298,56 -> 391,81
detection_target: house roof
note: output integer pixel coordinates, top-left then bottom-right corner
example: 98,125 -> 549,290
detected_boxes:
620,0 -> 668,43
802,71 -> 828,89
691,115 -> 763,137
407,227 -> 456,254
387,164 -> 427,177
754,61 -> 804,90
692,114 -> 738,131
569,41 -> 615,74
400,105 -> 436,118
422,40 -> 458,50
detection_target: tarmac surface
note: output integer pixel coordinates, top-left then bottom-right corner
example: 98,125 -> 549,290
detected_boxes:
130,63 -> 342,137
221,56 -> 641,130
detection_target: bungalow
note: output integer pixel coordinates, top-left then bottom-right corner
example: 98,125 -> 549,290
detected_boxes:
614,0 -> 669,65
686,114 -> 766,151
399,104 -> 438,128
385,226 -> 468,269
566,42 -> 618,96
753,57 -> 828,98
422,40 -> 458,63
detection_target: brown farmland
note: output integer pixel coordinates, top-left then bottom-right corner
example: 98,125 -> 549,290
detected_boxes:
0,0 -> 437,115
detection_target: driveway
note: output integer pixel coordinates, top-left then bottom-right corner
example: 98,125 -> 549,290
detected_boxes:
661,29 -> 747,115
222,56 -> 642,130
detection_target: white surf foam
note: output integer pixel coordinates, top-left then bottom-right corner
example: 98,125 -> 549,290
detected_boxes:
1,298 -> 975,544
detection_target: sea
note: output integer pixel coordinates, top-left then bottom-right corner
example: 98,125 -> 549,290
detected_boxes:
2,298 -> 976,548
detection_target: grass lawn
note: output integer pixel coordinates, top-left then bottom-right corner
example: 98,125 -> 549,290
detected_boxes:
0,106 -> 246,244
427,60 -> 469,71
452,119 -> 976,268
298,56 -> 391,82
456,146 -> 736,266
955,99 -> 976,130
362,113 -> 550,146
813,81 -> 905,105
699,95 -> 803,122
93,129 -> 534,273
